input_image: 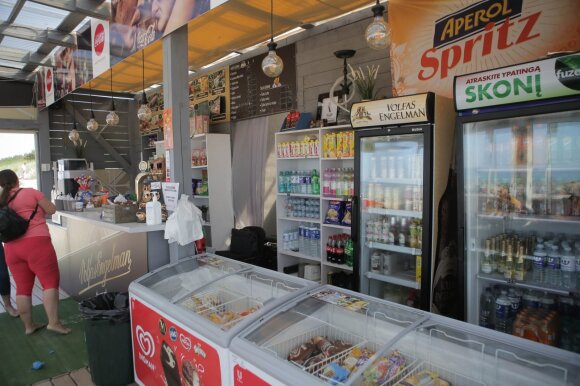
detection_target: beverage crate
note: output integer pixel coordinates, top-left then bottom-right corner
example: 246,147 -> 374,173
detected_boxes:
101,204 -> 138,223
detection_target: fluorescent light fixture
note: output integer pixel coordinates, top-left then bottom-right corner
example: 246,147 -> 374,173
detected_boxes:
71,92 -> 136,101
200,52 -> 241,70
273,27 -> 304,42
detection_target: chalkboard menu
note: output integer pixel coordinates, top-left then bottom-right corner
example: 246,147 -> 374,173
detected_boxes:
230,44 -> 296,121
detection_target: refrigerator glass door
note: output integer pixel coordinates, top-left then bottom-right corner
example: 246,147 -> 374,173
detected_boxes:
463,110 -> 580,352
136,254 -> 250,301
359,133 -> 425,307
240,286 -> 425,385
172,268 -> 310,331
351,316 -> 580,386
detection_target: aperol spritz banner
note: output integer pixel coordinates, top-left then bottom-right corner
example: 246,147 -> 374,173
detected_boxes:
388,0 -> 580,98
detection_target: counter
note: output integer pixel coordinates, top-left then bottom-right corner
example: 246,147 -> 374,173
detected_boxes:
48,210 -> 170,301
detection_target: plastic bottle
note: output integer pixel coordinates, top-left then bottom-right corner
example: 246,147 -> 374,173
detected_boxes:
546,244 -> 561,287
311,169 -> 320,195
278,171 -> 286,193
344,237 -> 353,267
507,288 -> 521,323
560,245 -> 575,289
495,290 -> 512,333
479,288 -> 494,329
532,244 -> 546,284
298,223 -> 305,253
329,168 -> 337,197
146,194 -> 162,225
323,168 -> 330,196
481,239 -> 493,274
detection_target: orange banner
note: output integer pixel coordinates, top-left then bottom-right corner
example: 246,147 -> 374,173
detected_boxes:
389,0 -> 580,98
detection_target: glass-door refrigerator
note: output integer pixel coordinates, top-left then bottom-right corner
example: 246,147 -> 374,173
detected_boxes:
455,53 -> 580,353
351,93 -> 455,310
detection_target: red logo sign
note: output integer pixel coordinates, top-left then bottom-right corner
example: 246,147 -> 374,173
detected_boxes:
233,364 -> 271,386
94,23 -> 105,56
46,69 -> 52,92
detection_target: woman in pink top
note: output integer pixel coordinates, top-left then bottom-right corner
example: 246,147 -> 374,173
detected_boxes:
0,169 -> 70,335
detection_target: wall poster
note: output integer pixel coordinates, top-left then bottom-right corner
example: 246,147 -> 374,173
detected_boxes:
188,66 -> 229,125
388,0 -> 580,98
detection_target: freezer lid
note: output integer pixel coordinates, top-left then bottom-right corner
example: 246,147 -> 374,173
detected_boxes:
231,285 -> 426,385
132,253 -> 252,302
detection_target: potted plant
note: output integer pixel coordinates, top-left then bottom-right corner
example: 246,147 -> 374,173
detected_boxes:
349,64 -> 380,100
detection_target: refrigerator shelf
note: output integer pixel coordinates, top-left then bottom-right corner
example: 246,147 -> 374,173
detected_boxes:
321,196 -> 352,201
367,177 -> 423,185
477,166 -> 580,173
280,250 -> 321,262
366,271 -> 421,290
277,156 -> 320,160
278,193 -> 321,198
477,273 -> 572,296
365,207 -> 423,218
367,242 -> 422,256
477,213 -> 580,224
322,223 -> 351,230
321,156 -> 355,161
279,216 -> 321,224
322,261 -> 353,271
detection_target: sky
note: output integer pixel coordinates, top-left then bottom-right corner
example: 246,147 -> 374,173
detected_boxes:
0,133 -> 36,159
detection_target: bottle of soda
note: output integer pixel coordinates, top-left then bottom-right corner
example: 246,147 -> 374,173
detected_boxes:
504,244 -> 514,280
326,236 -> 333,262
479,288 -> 494,329
495,290 -> 512,333
481,239 -> 493,274
335,236 -> 344,264
344,237 -> 353,267
311,169 -> 320,195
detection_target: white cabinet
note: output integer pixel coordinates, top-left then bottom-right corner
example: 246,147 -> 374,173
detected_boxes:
191,133 -> 234,251
275,124 -> 355,286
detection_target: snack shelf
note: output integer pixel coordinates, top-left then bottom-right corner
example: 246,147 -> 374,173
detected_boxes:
366,271 -> 420,290
321,157 -> 354,161
280,250 -> 321,262
366,242 -> 422,256
277,127 -> 321,136
365,208 -> 422,218
191,165 -> 208,169
278,193 -> 320,198
322,261 -> 353,272
319,124 -> 353,131
321,196 -> 352,201
279,216 -> 321,224
277,156 -> 320,160
477,273 -> 572,296
322,223 -> 350,230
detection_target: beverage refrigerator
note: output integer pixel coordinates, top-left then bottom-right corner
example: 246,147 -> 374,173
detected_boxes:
229,285 -> 580,386
128,253 -> 315,385
455,53 -> 580,353
350,93 -> 455,310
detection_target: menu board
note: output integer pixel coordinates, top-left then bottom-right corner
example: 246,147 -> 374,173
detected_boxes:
229,44 -> 296,121
189,66 -> 229,123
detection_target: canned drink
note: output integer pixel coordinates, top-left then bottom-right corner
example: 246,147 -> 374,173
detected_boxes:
410,223 -> 418,248
371,251 -> 382,272
382,253 -> 395,274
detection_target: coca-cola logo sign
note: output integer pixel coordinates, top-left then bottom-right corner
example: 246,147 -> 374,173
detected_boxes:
94,23 -> 105,56
46,69 -> 52,92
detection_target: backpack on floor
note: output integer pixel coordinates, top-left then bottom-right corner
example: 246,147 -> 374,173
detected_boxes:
0,189 -> 38,242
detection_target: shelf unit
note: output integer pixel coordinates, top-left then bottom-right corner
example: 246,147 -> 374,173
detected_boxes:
276,124 -> 355,286
366,271 -> 420,290
191,133 -> 234,250
141,131 -> 163,160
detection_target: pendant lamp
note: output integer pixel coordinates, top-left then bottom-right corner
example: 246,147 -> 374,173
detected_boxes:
87,81 -> 99,132
365,0 -> 390,50
261,0 -> 283,78
106,68 -> 120,126
69,93 -> 80,142
137,50 -> 152,121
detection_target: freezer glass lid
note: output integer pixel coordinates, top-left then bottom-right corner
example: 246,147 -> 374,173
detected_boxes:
136,254 -> 250,301
242,287 -> 425,385
174,269 -> 308,331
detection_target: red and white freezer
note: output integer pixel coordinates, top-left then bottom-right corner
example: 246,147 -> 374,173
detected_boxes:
128,253 -> 315,386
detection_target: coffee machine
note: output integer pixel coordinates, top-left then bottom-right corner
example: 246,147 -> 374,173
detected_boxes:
56,158 -> 96,197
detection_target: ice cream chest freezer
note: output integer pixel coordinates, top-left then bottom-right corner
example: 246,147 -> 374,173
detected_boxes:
229,284 -> 580,386
128,253 -> 316,386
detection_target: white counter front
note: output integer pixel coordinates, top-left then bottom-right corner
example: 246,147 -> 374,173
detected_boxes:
53,210 -> 165,234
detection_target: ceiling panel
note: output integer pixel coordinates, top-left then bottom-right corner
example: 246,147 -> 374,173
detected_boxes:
13,1 -> 69,29
0,36 -> 43,51
0,0 -> 18,21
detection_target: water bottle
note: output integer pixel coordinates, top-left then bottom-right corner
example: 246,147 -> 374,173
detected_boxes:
546,244 -> 561,287
560,245 -> 575,289
479,288 -> 494,329
495,290 -> 512,333
311,227 -> 320,257
508,288 -> 521,322
278,171 -> 286,193
532,244 -> 546,283
298,223 -> 305,253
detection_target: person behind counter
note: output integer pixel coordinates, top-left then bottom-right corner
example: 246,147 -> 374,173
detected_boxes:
0,169 -> 71,335
0,243 -> 19,317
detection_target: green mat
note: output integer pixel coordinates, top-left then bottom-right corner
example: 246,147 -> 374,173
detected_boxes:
0,298 -> 88,386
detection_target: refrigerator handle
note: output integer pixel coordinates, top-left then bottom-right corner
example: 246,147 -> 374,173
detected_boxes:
351,195 -> 358,243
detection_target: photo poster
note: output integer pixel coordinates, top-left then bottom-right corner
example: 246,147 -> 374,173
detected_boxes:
140,89 -> 164,134
35,71 -> 46,109
109,0 -> 211,63
54,35 -> 79,101
44,66 -> 55,106
188,66 -> 229,123
316,91 -> 343,124
388,0 -> 580,98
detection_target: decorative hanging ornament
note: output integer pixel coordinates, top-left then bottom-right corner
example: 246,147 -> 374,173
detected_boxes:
68,128 -> 80,142
365,0 -> 390,50
261,0 -> 283,78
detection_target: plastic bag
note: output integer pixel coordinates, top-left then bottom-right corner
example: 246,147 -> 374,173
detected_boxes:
79,292 -> 129,323
164,194 -> 203,246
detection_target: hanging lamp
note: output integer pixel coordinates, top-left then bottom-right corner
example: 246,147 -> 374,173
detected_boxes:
66,99 -> 79,143
87,81 -> 99,132
137,50 -> 152,121
365,0 -> 390,50
106,68 -> 120,126
69,93 -> 80,142
261,0 -> 283,78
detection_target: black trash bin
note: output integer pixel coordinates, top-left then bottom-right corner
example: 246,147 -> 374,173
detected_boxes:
79,292 -> 134,386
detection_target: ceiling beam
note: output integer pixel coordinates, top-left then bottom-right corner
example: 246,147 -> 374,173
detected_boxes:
0,66 -> 34,81
0,22 -> 76,48
27,0 -> 110,20
0,47 -> 51,67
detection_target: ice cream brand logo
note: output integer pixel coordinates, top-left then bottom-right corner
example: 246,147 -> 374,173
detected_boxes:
136,24 -> 155,50
94,23 -> 105,56
193,343 -> 206,359
236,369 -> 244,383
78,245 -> 132,295
46,69 -> 52,92
179,334 -> 192,351
136,325 -> 155,358
352,106 -> 372,123
169,326 -> 178,341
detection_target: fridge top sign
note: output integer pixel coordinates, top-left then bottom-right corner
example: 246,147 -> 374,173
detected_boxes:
350,93 -> 434,128
454,52 -> 580,111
